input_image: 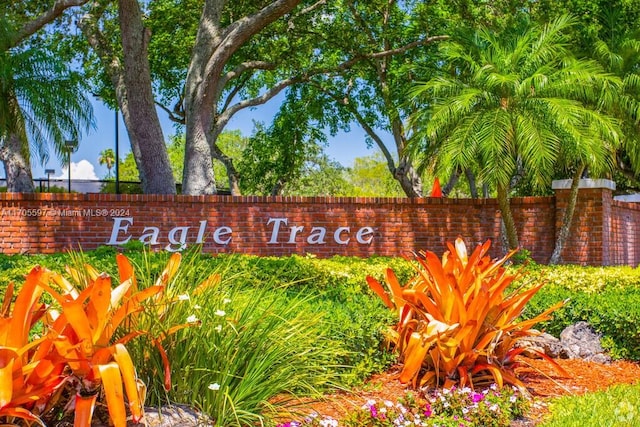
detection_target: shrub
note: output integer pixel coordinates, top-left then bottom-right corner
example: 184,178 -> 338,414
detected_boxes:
366,238 -> 564,389
125,247 -> 348,426
525,285 -> 640,359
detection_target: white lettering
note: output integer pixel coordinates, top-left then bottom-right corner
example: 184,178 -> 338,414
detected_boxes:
196,220 -> 208,243
107,217 -> 133,245
166,226 -> 190,252
334,227 -> 350,245
307,227 -> 327,244
267,218 -> 288,244
213,226 -> 232,245
105,216 -> 374,249
289,225 -> 305,244
356,227 -> 374,244
139,227 -> 160,245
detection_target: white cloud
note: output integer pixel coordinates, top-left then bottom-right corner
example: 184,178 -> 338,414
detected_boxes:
55,160 -> 99,180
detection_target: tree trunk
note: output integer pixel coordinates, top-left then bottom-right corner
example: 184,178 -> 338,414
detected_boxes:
496,182 -> 519,250
442,169 -> 460,196
118,0 -> 176,195
182,0 -> 301,195
0,133 -> 35,193
549,164 -> 586,264
394,156 -> 423,197
465,168 -> 479,198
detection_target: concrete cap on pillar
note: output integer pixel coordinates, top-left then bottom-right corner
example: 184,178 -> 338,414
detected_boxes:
551,178 -> 616,190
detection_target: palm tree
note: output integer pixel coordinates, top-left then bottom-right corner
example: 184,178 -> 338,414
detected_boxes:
98,148 -> 116,178
592,8 -> 640,185
0,18 -> 94,192
408,16 -> 621,252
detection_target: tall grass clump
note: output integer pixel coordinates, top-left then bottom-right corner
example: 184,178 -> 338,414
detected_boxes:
126,248 -> 346,426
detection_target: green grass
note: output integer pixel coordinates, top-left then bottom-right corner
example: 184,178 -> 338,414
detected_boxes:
540,383 -> 640,426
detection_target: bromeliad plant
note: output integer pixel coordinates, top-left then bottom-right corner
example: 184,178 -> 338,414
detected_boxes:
0,252 -> 198,426
367,238 -> 565,390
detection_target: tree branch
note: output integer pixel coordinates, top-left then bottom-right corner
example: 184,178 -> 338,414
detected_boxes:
312,82 -> 397,173
212,33 -> 448,148
293,0 -> 328,19
215,76 -> 305,134
156,101 -> 185,124
215,60 -> 275,102
12,0 -> 91,47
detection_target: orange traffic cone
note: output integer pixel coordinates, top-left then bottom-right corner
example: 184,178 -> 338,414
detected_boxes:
430,177 -> 442,197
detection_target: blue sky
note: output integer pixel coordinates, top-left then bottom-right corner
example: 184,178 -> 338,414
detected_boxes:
28,97 -> 378,181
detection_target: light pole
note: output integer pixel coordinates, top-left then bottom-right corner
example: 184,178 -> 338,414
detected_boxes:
115,108 -> 120,194
45,169 -> 55,191
65,140 -> 78,193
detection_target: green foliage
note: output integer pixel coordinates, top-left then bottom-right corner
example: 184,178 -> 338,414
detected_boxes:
540,383 -> 640,426
343,153 -> 405,197
519,265 -> 640,360
125,248 -> 346,426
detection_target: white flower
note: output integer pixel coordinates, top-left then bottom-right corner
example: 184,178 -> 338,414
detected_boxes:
214,325 -> 223,333
319,418 -> 337,427
384,400 -> 394,407
208,383 -> 220,391
490,403 -> 499,412
186,315 -> 199,323
193,304 -> 201,309
178,294 -> 190,301
214,309 -> 226,317
223,298 -> 232,304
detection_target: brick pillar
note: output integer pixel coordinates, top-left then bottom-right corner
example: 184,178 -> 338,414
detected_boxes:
552,179 -> 615,265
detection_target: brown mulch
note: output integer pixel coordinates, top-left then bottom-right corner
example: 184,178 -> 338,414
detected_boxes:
291,358 -> 640,425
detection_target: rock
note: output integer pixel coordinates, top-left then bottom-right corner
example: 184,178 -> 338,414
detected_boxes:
517,323 -> 611,363
129,404 -> 212,427
559,321 -> 611,363
516,331 -> 567,358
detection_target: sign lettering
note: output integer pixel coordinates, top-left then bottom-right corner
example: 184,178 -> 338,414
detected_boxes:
107,216 -> 375,252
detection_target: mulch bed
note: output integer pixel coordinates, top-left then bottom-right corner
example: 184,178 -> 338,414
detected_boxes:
292,358 -> 640,425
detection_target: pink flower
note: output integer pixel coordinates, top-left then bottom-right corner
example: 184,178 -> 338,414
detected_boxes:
424,403 -> 432,417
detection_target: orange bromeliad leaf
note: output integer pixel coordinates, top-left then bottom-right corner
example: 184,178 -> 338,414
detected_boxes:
0,406 -> 46,426
0,350 -> 16,408
0,282 -> 13,317
153,339 -> 172,392
111,344 -> 143,423
193,273 -> 221,295
116,253 -> 137,294
366,276 -> 394,309
6,266 -> 48,349
74,393 -> 97,427
154,252 -> 182,287
98,362 -> 127,427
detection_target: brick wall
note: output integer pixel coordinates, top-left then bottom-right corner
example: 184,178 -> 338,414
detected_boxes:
611,200 -> 640,266
0,186 -> 636,265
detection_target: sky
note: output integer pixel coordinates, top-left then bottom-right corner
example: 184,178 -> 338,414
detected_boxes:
27,96 -> 378,182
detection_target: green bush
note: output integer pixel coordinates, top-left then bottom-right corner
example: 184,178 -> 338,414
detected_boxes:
519,264 -> 640,360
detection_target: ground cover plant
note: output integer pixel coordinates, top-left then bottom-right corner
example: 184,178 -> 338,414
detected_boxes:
1,246 -> 640,426
540,383 -> 640,426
